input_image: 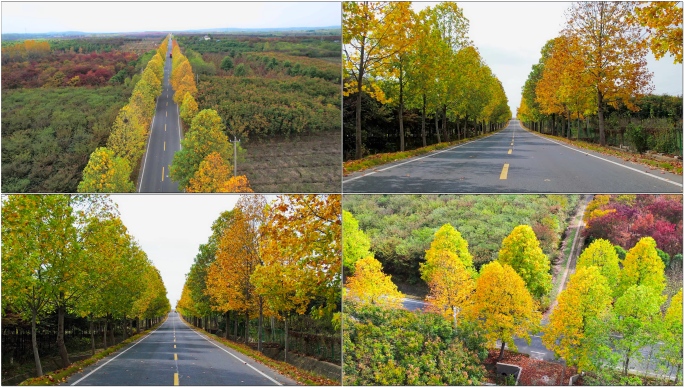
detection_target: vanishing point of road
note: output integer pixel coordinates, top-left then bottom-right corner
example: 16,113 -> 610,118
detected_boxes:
64,313 -> 296,386
343,120 -> 682,193
138,38 -> 182,193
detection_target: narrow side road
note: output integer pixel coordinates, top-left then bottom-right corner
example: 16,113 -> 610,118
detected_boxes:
138,38 -> 181,193
65,313 -> 296,386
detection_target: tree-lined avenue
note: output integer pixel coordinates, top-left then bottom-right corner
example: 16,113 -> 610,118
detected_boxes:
139,38 -> 181,193
65,313 -> 296,386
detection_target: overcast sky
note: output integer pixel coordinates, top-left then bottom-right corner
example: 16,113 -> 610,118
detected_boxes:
1,2 -> 341,33
110,195 -> 264,309
413,2 -> 683,116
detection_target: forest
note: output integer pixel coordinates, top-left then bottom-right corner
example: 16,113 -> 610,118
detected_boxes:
518,2 -> 683,157
176,195 -> 341,383
1,37 -> 165,193
343,2 -> 512,161
343,194 -> 682,385
172,32 -> 342,192
1,195 -> 170,384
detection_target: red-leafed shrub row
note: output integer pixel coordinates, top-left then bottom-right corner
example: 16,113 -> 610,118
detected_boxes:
2,51 -> 138,89
584,195 -> 683,258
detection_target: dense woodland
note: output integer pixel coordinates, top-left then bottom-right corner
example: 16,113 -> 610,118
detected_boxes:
518,2 -> 683,157
343,2 -> 512,160
1,195 -> 170,380
343,194 -> 682,385
176,195 -> 341,370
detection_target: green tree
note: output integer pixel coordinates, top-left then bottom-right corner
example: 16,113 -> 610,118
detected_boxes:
420,223 -> 474,283
78,147 -> 135,193
220,56 -> 234,71
618,236 -> 666,297
497,225 -> 552,299
342,210 -> 372,274
170,109 -> 232,189
543,266 -> 613,371
660,289 -> 683,383
576,238 -> 620,296
234,63 -> 248,77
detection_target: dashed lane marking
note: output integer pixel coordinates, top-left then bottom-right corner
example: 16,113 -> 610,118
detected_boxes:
500,164 -> 509,180
508,149 -> 512,155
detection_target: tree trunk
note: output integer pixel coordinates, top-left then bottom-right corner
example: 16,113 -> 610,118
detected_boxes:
355,37 -> 366,160
122,316 -> 128,340
136,317 -> 140,335
452,306 -> 458,330
258,297 -> 263,352
398,61 -> 405,152
597,91 -> 606,146
284,316 -> 289,363
498,341 -> 506,361
435,111 -> 441,143
56,298 -> 71,367
103,318 -> 108,349
31,308 -> 43,377
90,318 -> 95,356
225,311 -> 229,339
442,106 -> 449,142
421,94 -> 427,147
244,311 -> 249,344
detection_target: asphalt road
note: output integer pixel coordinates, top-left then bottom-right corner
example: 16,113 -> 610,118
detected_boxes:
65,313 -> 296,386
138,38 -> 182,193
343,120 -> 683,193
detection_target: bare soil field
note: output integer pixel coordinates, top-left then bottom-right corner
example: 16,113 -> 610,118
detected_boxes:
240,130 -> 341,193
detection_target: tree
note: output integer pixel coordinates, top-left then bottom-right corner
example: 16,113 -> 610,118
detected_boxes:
343,1 -> 417,159
543,266 -> 613,371
342,210 -> 372,274
78,147 -> 135,193
345,256 -> 404,308
234,63 -> 249,77
420,223 -> 474,283
107,104 -> 147,168
425,250 -> 475,329
497,225 -> 552,299
661,289 -> 683,383
613,284 -> 665,375
179,92 -> 199,127
466,261 -> 541,361
170,109 -> 232,189
186,151 -> 232,193
220,56 -> 234,71
618,236 -> 666,297
564,2 -> 653,146
631,1 -> 682,64
576,238 -> 620,296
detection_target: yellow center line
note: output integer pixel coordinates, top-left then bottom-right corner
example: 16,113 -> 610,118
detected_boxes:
174,373 -> 179,386
511,142 -> 514,146
166,111 -> 168,117
500,164 -> 509,180
174,353 -> 178,361
174,344 -> 176,348
164,141 -> 166,151
165,124 -> 167,132
166,101 -> 168,106
508,149 -> 512,155
162,167 -> 165,182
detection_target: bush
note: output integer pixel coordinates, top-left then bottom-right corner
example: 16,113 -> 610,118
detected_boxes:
626,123 -> 649,153
220,56 -> 234,71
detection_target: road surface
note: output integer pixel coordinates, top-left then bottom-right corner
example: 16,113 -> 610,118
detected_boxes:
65,313 -> 296,386
138,38 -> 182,193
343,120 -> 682,193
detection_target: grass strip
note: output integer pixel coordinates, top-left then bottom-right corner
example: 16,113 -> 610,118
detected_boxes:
180,317 -> 338,386
520,125 -> 682,175
343,129 -> 504,175
19,318 -> 167,386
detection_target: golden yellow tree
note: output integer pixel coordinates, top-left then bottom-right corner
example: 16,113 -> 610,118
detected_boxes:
497,225 -> 552,299
466,261 -> 541,361
576,238 -> 621,296
543,266 -> 613,371
618,236 -> 666,297
564,2 -> 653,146
420,223 -> 474,283
345,256 -> 404,309
632,1 -> 682,64
425,250 -> 475,329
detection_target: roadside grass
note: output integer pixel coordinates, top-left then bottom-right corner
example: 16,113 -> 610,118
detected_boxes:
19,318 -> 167,386
180,317 -> 338,386
242,131 -> 341,193
520,125 -> 683,175
343,129 -> 504,175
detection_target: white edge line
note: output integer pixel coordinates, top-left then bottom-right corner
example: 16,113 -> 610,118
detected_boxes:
183,320 -> 282,386
71,322 -> 164,385
343,129 -> 506,184
524,127 -> 683,187
138,95 -> 160,192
